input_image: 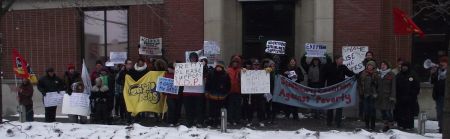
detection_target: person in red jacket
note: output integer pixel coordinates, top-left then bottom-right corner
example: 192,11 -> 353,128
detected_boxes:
227,55 -> 243,125
164,62 -> 183,126
18,78 -> 34,122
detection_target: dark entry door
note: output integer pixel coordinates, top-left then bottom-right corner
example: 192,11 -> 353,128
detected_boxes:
242,1 -> 295,63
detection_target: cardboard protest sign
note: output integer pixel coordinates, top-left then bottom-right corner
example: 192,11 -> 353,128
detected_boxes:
342,46 -> 369,73
273,75 -> 357,110
109,52 -> 127,64
305,43 -> 327,57
174,63 -> 204,86
43,91 -> 64,107
241,70 -> 270,94
139,36 -> 162,56
156,77 -> 179,94
203,41 -> 220,55
62,93 -> 90,116
265,40 -> 286,55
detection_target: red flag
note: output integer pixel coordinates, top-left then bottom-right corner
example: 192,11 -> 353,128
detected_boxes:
12,48 -> 30,79
393,8 -> 425,38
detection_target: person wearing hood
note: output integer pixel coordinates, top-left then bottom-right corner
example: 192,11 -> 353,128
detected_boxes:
395,62 -> 420,130
226,55 -> 243,125
359,60 -> 379,130
322,55 -> 355,128
376,61 -> 396,132
90,77 -> 111,124
205,61 -> 231,127
64,64 -> 81,95
430,56 -> 447,133
38,67 -> 66,122
18,78 -> 34,122
183,52 -> 206,127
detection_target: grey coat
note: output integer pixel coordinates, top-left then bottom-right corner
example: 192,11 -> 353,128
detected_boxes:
376,71 -> 396,110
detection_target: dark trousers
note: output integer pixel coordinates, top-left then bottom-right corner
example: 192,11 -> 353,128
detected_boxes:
167,97 -> 182,125
380,110 -> 393,122
208,99 -> 225,126
364,97 -> 376,129
243,94 -> 266,122
435,97 -> 444,132
93,101 -> 111,124
227,93 -> 242,123
359,96 -> 365,119
284,105 -> 299,119
327,108 -> 343,127
308,82 -> 324,119
24,104 -> 34,122
45,106 -> 57,122
114,94 -> 127,119
183,96 -> 204,126
396,101 -> 415,129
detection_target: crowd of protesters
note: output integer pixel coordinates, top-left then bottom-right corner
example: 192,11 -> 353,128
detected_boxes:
15,51 -> 447,133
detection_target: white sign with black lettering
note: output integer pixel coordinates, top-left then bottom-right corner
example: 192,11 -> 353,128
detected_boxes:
139,36 -> 162,56
305,43 -> 327,57
241,70 -> 271,94
342,46 -> 369,73
265,40 -> 286,55
174,63 -> 204,86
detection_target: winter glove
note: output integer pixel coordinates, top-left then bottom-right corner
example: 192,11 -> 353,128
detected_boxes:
242,68 -> 247,73
264,67 -> 273,73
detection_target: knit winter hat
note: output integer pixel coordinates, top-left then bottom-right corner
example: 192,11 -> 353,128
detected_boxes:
67,64 -> 75,70
366,60 -> 377,68
215,61 -> 225,69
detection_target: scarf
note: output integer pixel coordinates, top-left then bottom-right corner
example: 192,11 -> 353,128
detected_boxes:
379,69 -> 391,78
134,63 -> 148,72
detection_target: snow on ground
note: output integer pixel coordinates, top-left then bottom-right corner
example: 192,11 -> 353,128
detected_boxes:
0,120 -> 442,139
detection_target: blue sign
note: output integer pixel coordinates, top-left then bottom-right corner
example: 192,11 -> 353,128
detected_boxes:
272,75 -> 357,110
156,77 -> 179,94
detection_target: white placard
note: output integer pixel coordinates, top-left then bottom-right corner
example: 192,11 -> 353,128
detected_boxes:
43,91 -> 64,107
109,52 -> 127,64
241,70 -> 271,94
305,43 -> 327,57
265,40 -> 286,55
203,41 -> 220,55
174,63 -> 204,86
156,77 -> 179,94
342,46 -> 369,73
62,93 -> 91,116
139,36 -> 162,56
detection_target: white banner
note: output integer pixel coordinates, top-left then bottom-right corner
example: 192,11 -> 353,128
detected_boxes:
174,63 -> 204,86
109,52 -> 127,64
265,40 -> 286,55
342,46 -> 369,73
241,70 -> 271,94
62,93 -> 91,116
305,43 -> 327,57
203,41 -> 220,55
43,91 -> 64,107
139,36 -> 162,56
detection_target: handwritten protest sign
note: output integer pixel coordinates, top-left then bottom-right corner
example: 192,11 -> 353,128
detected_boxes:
342,46 -> 369,73
174,63 -> 204,86
43,91 -> 64,107
273,75 -> 357,110
62,93 -> 90,116
305,43 -> 327,57
139,36 -> 162,56
241,70 -> 270,94
204,41 -> 220,55
185,50 -> 203,62
265,40 -> 286,54
109,52 -> 127,64
156,77 -> 179,94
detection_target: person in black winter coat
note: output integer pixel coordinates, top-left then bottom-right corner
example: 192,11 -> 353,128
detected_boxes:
395,62 -> 420,130
90,77 -> 111,124
430,57 -> 447,133
322,55 -> 355,128
63,64 -> 81,94
37,67 -> 66,122
205,61 -> 231,127
282,58 -> 304,120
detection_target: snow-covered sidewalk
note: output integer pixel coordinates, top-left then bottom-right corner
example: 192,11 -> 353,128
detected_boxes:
0,120 -> 442,139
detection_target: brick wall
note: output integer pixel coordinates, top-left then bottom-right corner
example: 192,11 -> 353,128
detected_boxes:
334,0 -> 413,65
0,8 -> 81,79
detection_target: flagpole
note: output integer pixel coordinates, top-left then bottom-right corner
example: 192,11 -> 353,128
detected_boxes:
395,35 -> 399,60
161,95 -> 167,120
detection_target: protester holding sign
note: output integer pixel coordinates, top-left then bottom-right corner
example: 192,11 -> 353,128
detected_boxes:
300,55 -> 329,119
376,61 -> 396,132
242,59 -> 267,127
205,61 -> 231,127
64,64 -> 81,94
395,62 -> 420,130
90,77 -> 111,124
38,67 -> 66,122
226,55 -> 243,125
359,61 -> 379,130
322,55 -> 355,128
18,78 -> 34,122
67,81 -> 88,124
164,62 -> 183,126
281,58 -> 304,120
182,52 -> 206,127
